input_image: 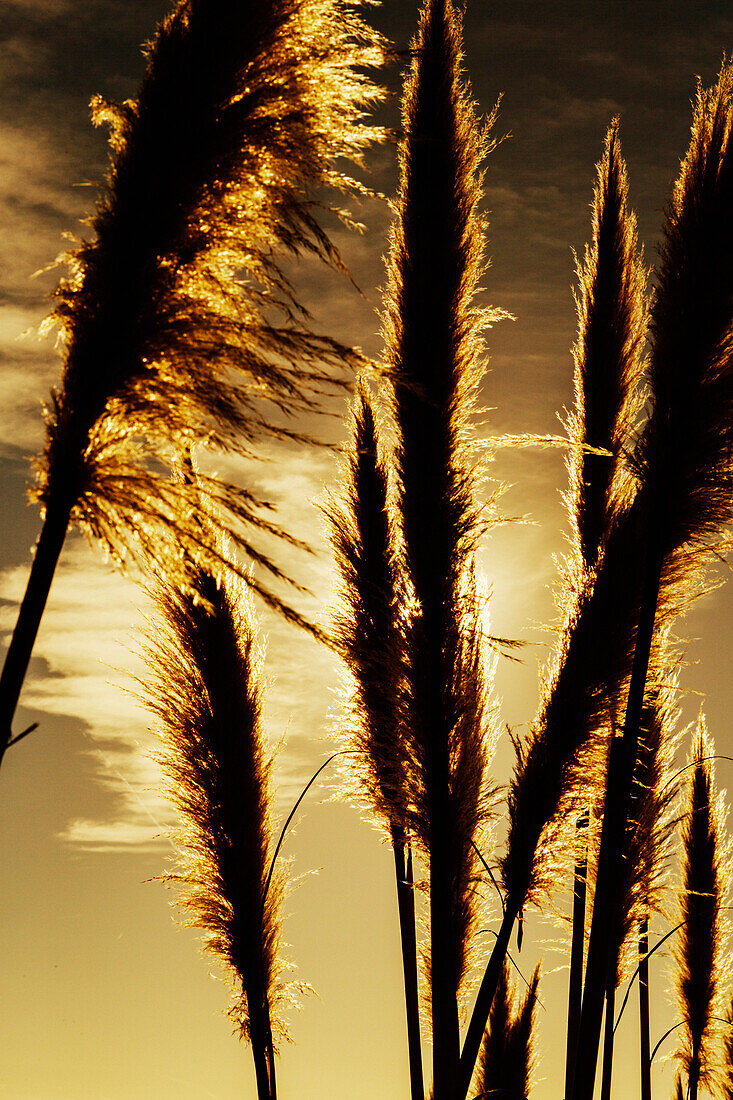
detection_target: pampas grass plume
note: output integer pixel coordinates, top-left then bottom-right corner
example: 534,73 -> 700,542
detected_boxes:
146,558 -> 295,1096
672,719 -> 730,1100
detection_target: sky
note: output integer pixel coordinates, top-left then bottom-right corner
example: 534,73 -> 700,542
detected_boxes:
2,0 -> 733,1097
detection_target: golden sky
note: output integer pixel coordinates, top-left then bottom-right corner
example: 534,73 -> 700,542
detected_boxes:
2,0 -> 733,1097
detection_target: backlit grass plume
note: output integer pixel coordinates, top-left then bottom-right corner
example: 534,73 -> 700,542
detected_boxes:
146,558 -> 290,1100
327,379 -> 423,1099
328,380 -> 409,836
566,117 -> 647,570
639,61 -> 733,563
0,0 -> 385,759
381,0 -> 501,1092
672,720 -> 730,1100
476,961 -> 539,1100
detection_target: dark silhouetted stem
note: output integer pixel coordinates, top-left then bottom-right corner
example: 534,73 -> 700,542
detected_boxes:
431,747 -> 461,1100
263,1003 -> 277,1100
689,1054 -> 700,1100
458,900 -> 517,1099
0,497 -> 72,767
600,984 -> 616,1100
394,836 -> 424,1100
565,812 -> 589,1099
639,918 -> 652,1100
249,1001 -> 272,1100
571,547 -> 663,1100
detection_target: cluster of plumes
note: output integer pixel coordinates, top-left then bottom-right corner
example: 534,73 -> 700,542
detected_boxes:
672,721 -> 731,1098
605,674 -> 680,992
381,0 -> 502,1001
37,0 -> 385,618
501,60 -> 733,917
500,121 -> 648,911
327,381 -> 411,836
145,559 -> 293,1048
476,961 -> 540,1100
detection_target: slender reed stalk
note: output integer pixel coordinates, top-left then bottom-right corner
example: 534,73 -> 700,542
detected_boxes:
476,961 -> 539,1100
382,1 -> 502,1094
145,559 -> 293,1100
327,381 -> 423,1100
0,0 -> 385,760
599,985 -> 616,1100
672,722 -> 729,1100
639,918 -> 652,1100
564,811 -> 589,1100
573,63 -> 733,1100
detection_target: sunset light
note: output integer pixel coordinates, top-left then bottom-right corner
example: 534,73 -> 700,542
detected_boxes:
3,2 -> 733,1099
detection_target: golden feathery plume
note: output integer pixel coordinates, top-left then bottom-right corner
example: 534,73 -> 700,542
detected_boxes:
146,558 -> 294,1099
476,961 -> 540,1100
672,720 -> 730,1100
639,61 -> 733,560
381,0 -> 502,1092
0,0 -> 386,759
566,117 -> 648,570
326,378 -> 423,1100
327,380 -> 410,835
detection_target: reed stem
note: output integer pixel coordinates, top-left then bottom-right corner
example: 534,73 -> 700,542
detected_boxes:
0,496 -> 72,766
393,835 -> 424,1100
565,812 -> 589,1099
600,983 -> 616,1100
430,744 -> 461,1100
689,1047 -> 700,1100
639,918 -> 652,1100
249,1000 -> 272,1100
458,899 -> 517,1099
571,545 -> 663,1100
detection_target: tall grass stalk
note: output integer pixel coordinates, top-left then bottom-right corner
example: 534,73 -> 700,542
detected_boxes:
145,558 -> 291,1100
638,918 -> 652,1100
573,63 -> 733,1100
327,381 -> 423,1100
564,812 -> 589,1100
382,0 -> 501,1093
0,0 -> 385,762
